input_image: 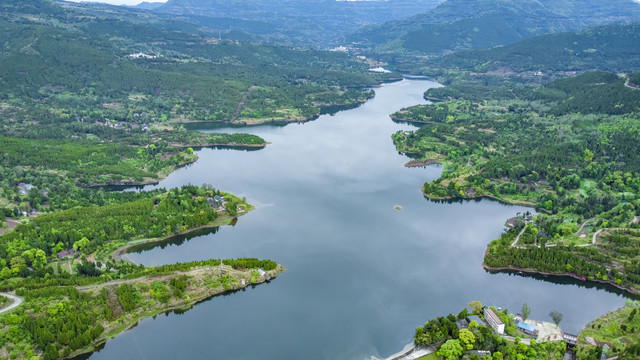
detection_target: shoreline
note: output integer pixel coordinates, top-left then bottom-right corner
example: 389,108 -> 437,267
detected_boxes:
83,141 -> 268,189
422,189 -> 537,207
482,262 -> 639,297
169,76 -> 400,127
83,157 -> 199,188
111,213 -> 250,265
66,264 -> 284,359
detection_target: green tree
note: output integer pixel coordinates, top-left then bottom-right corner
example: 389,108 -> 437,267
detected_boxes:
521,303 -> 530,321
73,237 -> 90,252
458,328 -> 476,350
437,339 -> 464,360
492,351 -> 503,360
468,301 -> 483,314
0,267 -> 12,280
10,256 -> 26,276
33,249 -> 47,270
549,310 -> 563,326
584,149 -> 594,162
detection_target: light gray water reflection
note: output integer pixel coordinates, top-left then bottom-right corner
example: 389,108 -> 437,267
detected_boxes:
82,79 -> 631,360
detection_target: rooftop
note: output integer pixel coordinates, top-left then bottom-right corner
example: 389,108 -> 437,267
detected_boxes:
484,307 -> 504,325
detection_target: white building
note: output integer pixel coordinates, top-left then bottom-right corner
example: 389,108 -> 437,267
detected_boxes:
484,307 -> 505,335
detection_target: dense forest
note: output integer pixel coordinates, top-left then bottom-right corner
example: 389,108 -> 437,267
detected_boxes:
415,23 -> 640,77
392,71 -> 640,294
0,0 -> 394,129
0,258 -> 281,359
349,0 -> 640,59
0,185 -> 250,282
0,181 -> 277,359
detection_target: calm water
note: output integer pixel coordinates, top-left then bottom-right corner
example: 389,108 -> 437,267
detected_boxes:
83,79 -> 632,360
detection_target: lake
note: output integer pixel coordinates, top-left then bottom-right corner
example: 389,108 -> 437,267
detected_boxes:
80,78 -> 632,360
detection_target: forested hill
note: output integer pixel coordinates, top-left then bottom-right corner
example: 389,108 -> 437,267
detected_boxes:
348,0 -> 640,57
392,70 -> 640,296
153,0 -> 443,46
417,23 -> 640,77
0,0 -> 392,127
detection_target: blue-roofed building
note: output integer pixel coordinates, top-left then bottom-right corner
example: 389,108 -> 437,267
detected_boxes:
517,321 -> 538,337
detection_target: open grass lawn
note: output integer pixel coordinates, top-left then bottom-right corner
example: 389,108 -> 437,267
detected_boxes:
417,352 -> 442,360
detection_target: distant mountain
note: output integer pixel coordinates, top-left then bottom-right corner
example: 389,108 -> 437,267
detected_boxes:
133,2 -> 166,10
349,0 -> 640,56
152,0 -> 445,46
420,23 -> 640,75
0,0 -> 390,127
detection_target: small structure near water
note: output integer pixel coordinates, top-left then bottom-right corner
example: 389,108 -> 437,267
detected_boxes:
517,321 -> 539,338
484,307 -> 505,335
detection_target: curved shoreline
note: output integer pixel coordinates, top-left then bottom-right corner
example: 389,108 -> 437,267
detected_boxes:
482,262 -> 639,297
111,213 -> 248,265
422,189 -> 537,207
67,264 -> 285,360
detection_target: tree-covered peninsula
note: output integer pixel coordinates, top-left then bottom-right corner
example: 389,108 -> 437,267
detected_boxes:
0,183 -> 284,359
392,70 -> 640,295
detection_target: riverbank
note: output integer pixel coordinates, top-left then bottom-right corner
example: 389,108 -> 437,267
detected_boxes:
384,344 -> 434,360
422,189 -> 537,207
482,262 -> 639,297
83,157 -> 199,188
66,263 -> 284,359
108,211 -> 252,266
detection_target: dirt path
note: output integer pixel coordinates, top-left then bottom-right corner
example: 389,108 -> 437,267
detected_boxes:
624,74 -> 640,90
0,293 -> 23,314
576,217 -> 594,235
511,226 -> 527,248
592,228 -> 603,245
230,86 -> 256,122
0,219 -> 21,235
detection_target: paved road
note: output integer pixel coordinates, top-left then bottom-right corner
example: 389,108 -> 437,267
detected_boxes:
0,293 -> 23,314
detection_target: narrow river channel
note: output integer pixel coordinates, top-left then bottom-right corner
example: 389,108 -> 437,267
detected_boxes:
80,78 -> 632,360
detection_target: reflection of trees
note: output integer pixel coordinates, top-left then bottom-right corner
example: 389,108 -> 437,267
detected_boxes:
130,226 -> 220,253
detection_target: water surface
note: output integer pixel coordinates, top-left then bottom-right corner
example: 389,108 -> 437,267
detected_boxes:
84,79 -> 631,360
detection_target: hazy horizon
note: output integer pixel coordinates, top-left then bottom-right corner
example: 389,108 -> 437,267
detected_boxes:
65,0 -> 167,6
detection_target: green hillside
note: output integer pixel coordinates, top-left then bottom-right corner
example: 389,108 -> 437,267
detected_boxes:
349,0 -> 640,57
392,71 -> 640,295
417,23 -> 640,77
0,0 -> 390,129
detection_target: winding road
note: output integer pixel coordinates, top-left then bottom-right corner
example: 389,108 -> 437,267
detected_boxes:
0,292 -> 23,314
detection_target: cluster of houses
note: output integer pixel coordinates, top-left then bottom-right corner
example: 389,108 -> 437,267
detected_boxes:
455,306 -> 578,358
206,195 -> 246,215
207,195 -> 227,214
17,182 -> 34,196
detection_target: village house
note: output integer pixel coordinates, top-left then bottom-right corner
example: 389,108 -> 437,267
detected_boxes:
563,333 -> 578,348
517,321 -> 539,338
483,307 -> 505,335
456,319 -> 469,330
207,197 -> 221,209
56,249 -> 76,259
467,350 -> 492,357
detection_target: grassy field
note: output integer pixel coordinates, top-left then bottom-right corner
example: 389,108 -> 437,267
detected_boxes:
417,353 -> 441,360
